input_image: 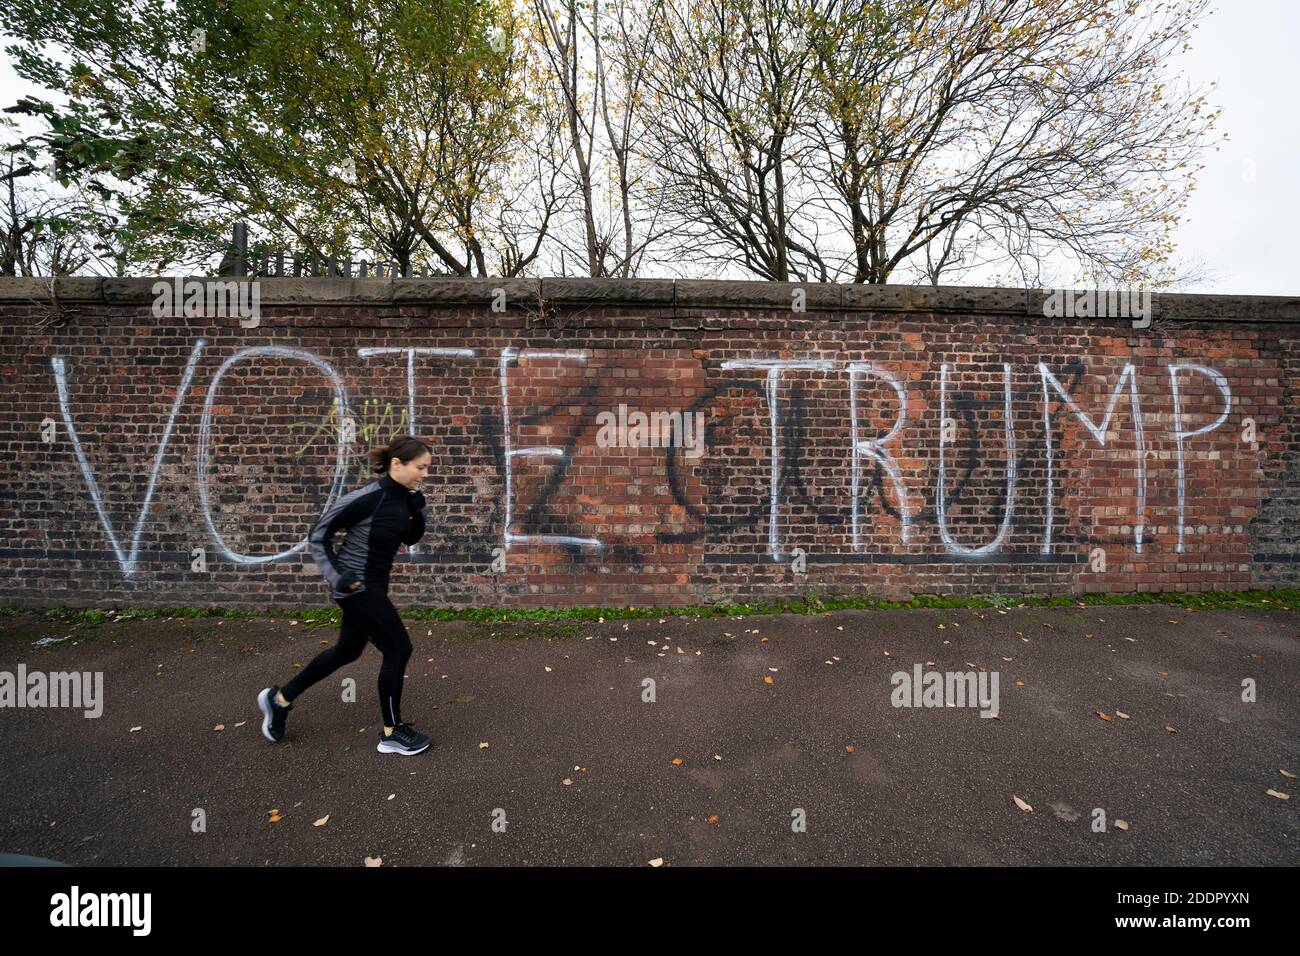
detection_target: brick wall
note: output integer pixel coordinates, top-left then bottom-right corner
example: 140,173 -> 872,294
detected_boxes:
2,277 -> 1298,609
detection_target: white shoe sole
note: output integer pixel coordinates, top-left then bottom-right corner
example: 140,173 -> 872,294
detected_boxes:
257,688 -> 278,742
376,740 -> 430,756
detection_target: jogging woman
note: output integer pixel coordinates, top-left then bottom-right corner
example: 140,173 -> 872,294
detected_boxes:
258,434 -> 433,756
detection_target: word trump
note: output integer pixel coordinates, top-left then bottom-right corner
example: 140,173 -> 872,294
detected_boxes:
595,404 -> 705,458
0,666 -> 103,718
890,664 -> 1000,718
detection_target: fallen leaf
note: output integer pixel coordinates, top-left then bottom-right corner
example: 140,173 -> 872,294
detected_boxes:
763,675 -> 774,685
1165,725 -> 1178,733
707,815 -> 719,825
364,856 -> 383,867
671,757 -> 684,765
234,721 -> 246,727
213,724 -> 225,732
562,778 -> 573,786
129,726 -> 142,733
1115,819 -> 1130,831
1096,711 -> 1111,721
1265,789 -> 1290,801
648,858 -> 664,867
1115,711 -> 1130,720
1015,680 -> 1025,687
1281,769 -> 1297,779
1013,795 -> 1033,812
314,815 -> 330,827
479,741 -> 489,749
387,794 -> 395,801
267,809 -> 283,823
845,745 -> 855,753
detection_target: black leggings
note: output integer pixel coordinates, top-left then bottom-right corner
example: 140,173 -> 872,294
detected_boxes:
281,586 -> 413,726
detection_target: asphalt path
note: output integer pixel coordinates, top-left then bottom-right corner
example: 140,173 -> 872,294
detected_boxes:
0,603 -> 1294,865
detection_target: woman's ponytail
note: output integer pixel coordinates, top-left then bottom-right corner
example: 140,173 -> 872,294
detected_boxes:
367,434 -> 433,474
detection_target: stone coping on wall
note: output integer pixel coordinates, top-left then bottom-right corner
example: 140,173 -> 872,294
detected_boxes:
1,276 -> 1298,323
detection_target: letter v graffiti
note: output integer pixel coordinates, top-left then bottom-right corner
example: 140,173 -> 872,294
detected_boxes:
51,340 -> 207,575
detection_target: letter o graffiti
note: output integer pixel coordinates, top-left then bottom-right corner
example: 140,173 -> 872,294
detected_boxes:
196,346 -> 352,565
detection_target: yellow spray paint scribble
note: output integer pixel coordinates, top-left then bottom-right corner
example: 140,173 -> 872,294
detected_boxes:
291,396 -> 410,460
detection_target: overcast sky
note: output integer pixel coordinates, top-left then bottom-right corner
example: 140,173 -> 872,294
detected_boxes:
1,2 -> 1295,295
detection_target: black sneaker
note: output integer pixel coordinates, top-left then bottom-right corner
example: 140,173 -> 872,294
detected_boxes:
376,722 -> 430,756
258,686 -> 292,742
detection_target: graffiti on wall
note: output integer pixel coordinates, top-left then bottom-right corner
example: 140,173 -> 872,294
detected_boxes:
48,339 -> 1236,577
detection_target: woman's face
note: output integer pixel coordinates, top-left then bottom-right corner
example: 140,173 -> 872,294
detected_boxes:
389,451 -> 431,489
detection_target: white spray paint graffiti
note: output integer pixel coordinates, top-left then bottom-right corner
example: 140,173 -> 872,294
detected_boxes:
1038,362 -> 1147,554
358,347 -> 476,554
499,347 -> 603,554
196,346 -> 352,565
51,340 -> 208,576
936,363 -> 1017,556
720,359 -> 836,560
1168,364 -> 1232,553
48,341 -> 1239,572
848,362 -> 912,549
356,347 -> 477,436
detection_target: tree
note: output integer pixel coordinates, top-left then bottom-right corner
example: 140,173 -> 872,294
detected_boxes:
528,0 -> 666,277
1,0 -> 557,275
632,0 -> 1220,286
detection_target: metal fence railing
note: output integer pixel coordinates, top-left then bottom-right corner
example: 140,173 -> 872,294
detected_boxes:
220,223 -> 452,279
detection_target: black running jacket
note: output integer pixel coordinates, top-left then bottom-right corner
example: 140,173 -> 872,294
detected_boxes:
308,472 -> 426,599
